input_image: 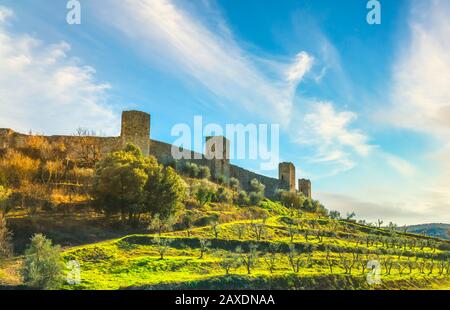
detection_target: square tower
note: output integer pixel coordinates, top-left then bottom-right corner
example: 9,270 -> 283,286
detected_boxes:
279,162 -> 295,191
298,178 -> 312,198
205,136 -> 230,182
120,110 -> 151,156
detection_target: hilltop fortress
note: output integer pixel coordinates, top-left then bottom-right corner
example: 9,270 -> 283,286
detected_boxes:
0,110 -> 312,199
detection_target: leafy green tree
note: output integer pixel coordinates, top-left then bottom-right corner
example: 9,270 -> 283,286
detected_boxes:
92,144 -> 150,223
144,166 -> 186,218
0,213 -> 13,259
302,199 -> 314,212
21,234 -> 64,289
248,179 -> 265,204
182,162 -> 199,178
346,212 -> 356,221
148,213 -> 178,236
280,191 -> 305,209
236,190 -> 249,206
195,185 -> 214,206
329,210 -> 341,220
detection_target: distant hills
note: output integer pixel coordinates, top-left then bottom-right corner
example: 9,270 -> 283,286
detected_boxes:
404,223 -> 450,240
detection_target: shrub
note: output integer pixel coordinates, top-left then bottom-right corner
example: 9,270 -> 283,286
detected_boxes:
236,191 -> 250,206
215,187 -> 232,203
229,178 -> 240,191
21,234 -> 64,289
197,166 -> 211,180
195,185 -> 215,206
182,162 -> 200,178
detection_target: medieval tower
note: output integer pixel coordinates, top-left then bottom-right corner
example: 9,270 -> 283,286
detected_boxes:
205,136 -> 230,182
298,178 -> 312,198
278,162 -> 296,191
0,110 -> 312,198
120,110 -> 151,156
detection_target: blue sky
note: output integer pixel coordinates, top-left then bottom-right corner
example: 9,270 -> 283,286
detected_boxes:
0,0 -> 449,225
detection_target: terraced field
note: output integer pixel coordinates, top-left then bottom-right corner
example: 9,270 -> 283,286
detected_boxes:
55,201 -> 450,290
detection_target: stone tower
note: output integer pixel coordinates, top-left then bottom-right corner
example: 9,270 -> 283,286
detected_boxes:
205,136 -> 230,183
298,178 -> 312,198
120,110 -> 150,156
279,162 -> 295,191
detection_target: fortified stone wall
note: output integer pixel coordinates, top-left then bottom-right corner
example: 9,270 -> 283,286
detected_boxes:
229,164 -> 287,198
0,128 -> 121,158
0,110 -> 311,199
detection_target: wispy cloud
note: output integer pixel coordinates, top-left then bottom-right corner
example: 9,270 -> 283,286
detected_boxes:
99,0 -> 369,175
98,0 -> 311,124
0,6 -> 118,135
293,101 -> 372,176
385,0 -> 450,136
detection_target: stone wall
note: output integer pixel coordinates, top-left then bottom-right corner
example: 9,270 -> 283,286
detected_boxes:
1,110 -> 311,199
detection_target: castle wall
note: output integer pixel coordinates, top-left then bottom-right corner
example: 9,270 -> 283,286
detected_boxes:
229,164 -> 286,198
0,128 -> 121,158
1,110 -> 310,199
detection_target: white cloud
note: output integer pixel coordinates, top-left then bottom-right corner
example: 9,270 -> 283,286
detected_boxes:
293,101 -> 372,175
286,52 -> 314,84
0,6 -> 118,136
386,0 -> 450,135
381,152 -> 417,177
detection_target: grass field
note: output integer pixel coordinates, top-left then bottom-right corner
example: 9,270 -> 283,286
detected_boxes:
1,195 -> 449,290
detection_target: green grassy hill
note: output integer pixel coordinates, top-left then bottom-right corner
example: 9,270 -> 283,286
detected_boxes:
49,200 -> 449,290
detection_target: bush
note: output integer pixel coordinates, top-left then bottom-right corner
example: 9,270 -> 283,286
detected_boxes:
236,191 -> 250,206
182,162 -> 200,178
229,177 -> 240,191
198,166 -> 211,180
21,234 -> 64,289
279,191 -> 305,209
215,187 -> 232,203
195,184 -> 215,206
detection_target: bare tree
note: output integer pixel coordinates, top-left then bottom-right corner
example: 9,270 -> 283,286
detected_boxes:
199,238 -> 211,259
217,252 -> 239,275
236,244 -> 258,275
263,244 -> 280,274
211,221 -> 220,239
325,248 -> 335,274
250,219 -> 267,241
153,236 -> 171,260
383,257 -> 394,275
